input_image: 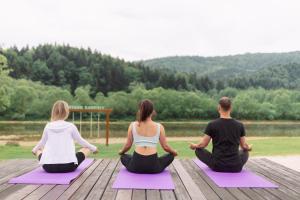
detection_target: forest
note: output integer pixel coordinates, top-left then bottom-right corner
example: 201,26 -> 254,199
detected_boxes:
1,44 -> 300,120
143,52 -> 300,79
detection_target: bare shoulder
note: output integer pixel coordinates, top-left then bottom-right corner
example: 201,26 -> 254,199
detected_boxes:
153,121 -> 163,129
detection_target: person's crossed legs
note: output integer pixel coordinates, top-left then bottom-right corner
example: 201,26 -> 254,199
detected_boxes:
120,153 -> 133,168
239,149 -> 249,167
37,148 -> 89,173
195,148 -> 214,169
157,153 -> 174,172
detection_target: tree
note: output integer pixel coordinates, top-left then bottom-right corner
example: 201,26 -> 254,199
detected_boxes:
31,60 -> 53,84
74,86 -> 94,106
0,54 -> 9,75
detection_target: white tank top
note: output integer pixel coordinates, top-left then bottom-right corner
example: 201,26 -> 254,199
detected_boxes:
132,122 -> 160,147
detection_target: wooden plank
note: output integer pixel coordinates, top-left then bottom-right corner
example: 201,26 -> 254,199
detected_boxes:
23,185 -> 55,200
0,160 -> 38,184
261,158 -> 300,177
252,189 -> 279,200
40,185 -> 69,200
0,160 -> 38,198
147,189 -> 161,200
240,188 -> 267,200
168,164 -> 191,200
132,190 -> 146,200
41,159 -> 101,200
264,188 -> 299,200
100,161 -> 121,200
247,160 -> 300,199
0,160 -> 23,173
0,183 -> 13,193
56,159 -> 101,200
183,159 -> 220,200
255,159 -> 300,183
173,159 -> 207,200
0,159 -> 29,169
160,190 -> 176,200
187,159 -> 236,200
247,160 -> 300,194
69,108 -> 112,113
3,185 -> 40,200
69,159 -> 110,200
85,160 -> 119,200
227,188 -> 252,200
0,184 -> 29,199
115,189 -> 132,200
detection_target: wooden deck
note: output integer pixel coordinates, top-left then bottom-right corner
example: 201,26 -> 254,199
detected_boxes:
0,158 -> 299,200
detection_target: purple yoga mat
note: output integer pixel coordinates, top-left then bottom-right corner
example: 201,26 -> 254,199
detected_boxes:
112,167 -> 175,190
193,159 -> 278,188
9,158 -> 94,185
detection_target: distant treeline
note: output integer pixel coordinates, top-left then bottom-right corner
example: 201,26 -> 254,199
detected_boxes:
1,72 -> 300,120
1,44 -> 300,120
0,44 -> 215,95
143,52 -> 300,80
1,45 -> 300,96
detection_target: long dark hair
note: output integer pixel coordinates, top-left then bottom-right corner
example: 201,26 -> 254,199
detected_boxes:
137,99 -> 154,123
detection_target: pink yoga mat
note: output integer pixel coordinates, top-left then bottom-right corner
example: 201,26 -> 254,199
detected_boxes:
9,158 -> 94,185
112,167 -> 175,190
193,159 -> 278,188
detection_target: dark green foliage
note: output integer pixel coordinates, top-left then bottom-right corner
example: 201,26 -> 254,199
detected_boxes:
1,44 -> 215,95
1,73 -> 300,120
143,52 -> 300,79
1,45 -> 300,120
228,63 -> 300,90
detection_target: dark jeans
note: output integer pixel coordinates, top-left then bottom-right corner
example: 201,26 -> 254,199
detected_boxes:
120,151 -> 174,174
195,148 -> 249,172
38,152 -> 85,173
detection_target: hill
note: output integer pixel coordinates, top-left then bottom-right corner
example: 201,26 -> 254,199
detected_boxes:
143,52 -> 300,79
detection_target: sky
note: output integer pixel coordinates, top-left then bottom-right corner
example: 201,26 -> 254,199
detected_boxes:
1,0 -> 300,61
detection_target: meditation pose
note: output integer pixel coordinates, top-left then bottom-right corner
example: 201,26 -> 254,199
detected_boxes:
190,97 -> 252,172
32,100 -> 98,173
119,99 -> 177,173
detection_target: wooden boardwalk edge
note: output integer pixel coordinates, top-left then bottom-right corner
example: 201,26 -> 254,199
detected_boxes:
0,158 -> 299,200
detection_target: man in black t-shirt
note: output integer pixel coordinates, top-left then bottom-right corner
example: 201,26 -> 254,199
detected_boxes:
190,97 -> 252,172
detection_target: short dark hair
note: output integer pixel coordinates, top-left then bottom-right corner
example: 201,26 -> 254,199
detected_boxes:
138,99 -> 154,122
219,97 -> 231,111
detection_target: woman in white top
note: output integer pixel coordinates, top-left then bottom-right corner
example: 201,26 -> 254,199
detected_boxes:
119,99 -> 177,174
32,100 -> 98,173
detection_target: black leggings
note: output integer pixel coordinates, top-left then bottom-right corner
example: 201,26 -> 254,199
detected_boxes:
195,148 -> 249,172
120,151 -> 174,174
38,152 -> 85,173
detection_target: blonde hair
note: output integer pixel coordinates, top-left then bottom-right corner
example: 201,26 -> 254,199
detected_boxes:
51,100 -> 70,121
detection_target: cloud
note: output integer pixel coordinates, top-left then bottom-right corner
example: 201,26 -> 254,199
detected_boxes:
1,0 -> 300,61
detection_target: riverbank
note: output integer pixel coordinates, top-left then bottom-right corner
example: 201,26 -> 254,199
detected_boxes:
1,120 -> 300,124
0,137 -> 299,160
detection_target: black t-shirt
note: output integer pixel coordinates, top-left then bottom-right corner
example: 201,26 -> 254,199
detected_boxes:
204,118 -> 245,170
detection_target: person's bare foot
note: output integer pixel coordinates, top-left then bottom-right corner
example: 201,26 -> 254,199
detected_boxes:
79,148 -> 91,157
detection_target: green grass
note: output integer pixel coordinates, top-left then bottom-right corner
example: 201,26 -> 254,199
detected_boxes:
0,137 -> 300,160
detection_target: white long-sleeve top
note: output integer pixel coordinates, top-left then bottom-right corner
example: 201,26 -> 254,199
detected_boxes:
32,120 -> 97,164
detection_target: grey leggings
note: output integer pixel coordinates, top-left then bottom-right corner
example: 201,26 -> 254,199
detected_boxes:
195,148 -> 249,172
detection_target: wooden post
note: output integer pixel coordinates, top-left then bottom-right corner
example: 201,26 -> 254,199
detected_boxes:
90,112 -> 93,138
97,113 -> 100,138
105,111 -> 110,146
80,112 -> 82,133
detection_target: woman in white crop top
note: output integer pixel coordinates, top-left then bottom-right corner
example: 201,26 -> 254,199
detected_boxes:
32,100 -> 98,173
119,99 -> 177,174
